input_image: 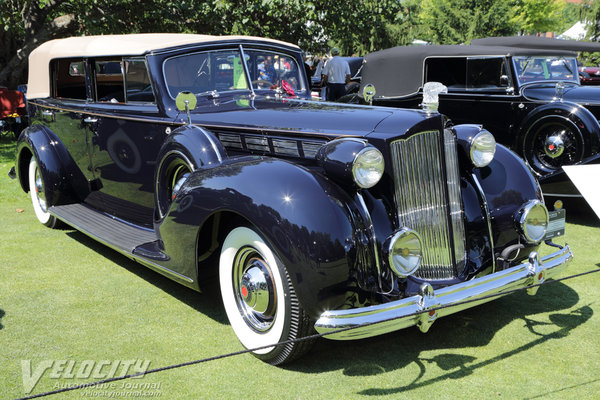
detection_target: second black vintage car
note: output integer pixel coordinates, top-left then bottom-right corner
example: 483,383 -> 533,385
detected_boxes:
355,43 -> 600,197
11,34 -> 571,365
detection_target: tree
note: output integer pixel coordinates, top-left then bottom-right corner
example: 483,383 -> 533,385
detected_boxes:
510,0 -> 566,35
418,0 -> 516,44
0,1 -> 77,88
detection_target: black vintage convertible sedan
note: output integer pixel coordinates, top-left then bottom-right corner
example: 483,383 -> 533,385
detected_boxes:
356,43 -> 600,197
10,34 -> 571,364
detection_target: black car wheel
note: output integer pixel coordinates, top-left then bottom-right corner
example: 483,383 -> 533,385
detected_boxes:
28,157 -> 59,228
523,118 -> 585,175
219,226 -> 313,365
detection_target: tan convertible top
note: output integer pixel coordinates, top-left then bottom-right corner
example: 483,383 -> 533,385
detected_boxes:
27,33 -> 299,99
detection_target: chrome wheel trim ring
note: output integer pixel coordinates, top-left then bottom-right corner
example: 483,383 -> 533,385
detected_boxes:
34,167 -> 48,212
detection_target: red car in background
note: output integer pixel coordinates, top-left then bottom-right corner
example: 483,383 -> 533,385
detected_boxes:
0,86 -> 27,137
578,65 -> 600,85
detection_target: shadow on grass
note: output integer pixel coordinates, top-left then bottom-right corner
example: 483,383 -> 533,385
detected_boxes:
562,198 -> 600,227
64,230 -> 228,325
288,281 -> 592,396
0,309 -> 4,330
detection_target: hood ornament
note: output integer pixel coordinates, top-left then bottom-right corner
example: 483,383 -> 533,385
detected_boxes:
555,81 -> 565,101
422,82 -> 448,113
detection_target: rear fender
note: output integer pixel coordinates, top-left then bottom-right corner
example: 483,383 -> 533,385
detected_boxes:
15,125 -> 86,206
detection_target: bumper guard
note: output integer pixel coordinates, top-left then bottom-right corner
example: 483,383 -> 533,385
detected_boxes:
314,245 -> 573,340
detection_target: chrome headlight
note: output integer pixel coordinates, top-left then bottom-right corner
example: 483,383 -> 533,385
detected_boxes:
352,147 -> 384,188
470,130 -> 496,167
387,228 -> 423,277
519,200 -> 549,243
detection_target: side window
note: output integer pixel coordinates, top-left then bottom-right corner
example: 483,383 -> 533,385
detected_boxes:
245,49 -> 305,92
425,58 -> 467,89
52,58 -> 87,100
124,58 -> 155,103
164,50 -> 248,98
466,57 -> 508,89
95,59 -> 125,102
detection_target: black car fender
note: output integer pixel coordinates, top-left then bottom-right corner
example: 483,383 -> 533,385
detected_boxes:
158,156 -> 369,318
14,124 -> 84,206
517,101 -> 600,156
473,143 -> 542,250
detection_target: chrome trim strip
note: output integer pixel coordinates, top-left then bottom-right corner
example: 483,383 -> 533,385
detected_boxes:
471,172 -> 496,272
314,245 -> 572,340
356,192 -> 385,291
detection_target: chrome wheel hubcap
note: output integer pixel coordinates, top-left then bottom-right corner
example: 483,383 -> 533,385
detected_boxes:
544,134 -> 565,158
233,247 -> 276,332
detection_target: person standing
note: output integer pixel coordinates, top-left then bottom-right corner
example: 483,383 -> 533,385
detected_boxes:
322,47 -> 351,101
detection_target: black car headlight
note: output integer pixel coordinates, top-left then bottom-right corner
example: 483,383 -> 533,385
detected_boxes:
470,129 -> 496,167
352,147 -> 384,188
316,138 -> 384,189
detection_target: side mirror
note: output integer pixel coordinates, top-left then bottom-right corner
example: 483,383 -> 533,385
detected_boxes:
175,91 -> 197,125
362,84 -> 376,105
500,75 -> 509,87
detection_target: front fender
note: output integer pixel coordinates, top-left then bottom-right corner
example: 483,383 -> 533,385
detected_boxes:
15,124 -> 86,206
474,143 -> 542,250
159,156 -> 367,319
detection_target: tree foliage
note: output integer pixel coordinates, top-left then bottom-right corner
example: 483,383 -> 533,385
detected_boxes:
510,0 -> 565,35
418,0 -> 516,44
0,0 -> 592,88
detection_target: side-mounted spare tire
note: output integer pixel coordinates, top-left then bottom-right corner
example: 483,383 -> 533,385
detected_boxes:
155,125 -> 226,219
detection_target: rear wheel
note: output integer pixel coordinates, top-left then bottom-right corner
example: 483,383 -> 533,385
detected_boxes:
28,157 -> 59,228
219,226 -> 313,365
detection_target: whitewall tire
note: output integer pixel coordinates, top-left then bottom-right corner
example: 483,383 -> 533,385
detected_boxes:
28,157 -> 58,228
219,226 -> 313,365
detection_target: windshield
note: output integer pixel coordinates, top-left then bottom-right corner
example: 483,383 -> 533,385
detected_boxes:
513,56 -> 579,85
164,47 -> 306,99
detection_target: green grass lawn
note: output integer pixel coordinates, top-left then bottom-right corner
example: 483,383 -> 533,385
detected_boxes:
1,135 -> 599,399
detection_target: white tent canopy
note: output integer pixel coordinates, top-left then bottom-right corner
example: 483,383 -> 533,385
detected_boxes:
559,21 -> 588,40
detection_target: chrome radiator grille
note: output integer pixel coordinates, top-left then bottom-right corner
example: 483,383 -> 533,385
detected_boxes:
390,130 -> 466,280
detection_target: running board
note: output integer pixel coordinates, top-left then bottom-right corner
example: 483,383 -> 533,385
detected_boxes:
50,203 -> 159,254
50,203 -> 194,284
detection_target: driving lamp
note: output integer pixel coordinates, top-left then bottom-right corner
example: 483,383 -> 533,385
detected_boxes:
519,200 -> 549,243
387,228 -> 423,277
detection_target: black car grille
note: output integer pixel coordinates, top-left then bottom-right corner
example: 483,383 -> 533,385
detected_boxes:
390,130 -> 466,280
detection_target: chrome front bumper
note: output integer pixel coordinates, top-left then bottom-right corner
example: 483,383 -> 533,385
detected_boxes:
314,245 -> 573,340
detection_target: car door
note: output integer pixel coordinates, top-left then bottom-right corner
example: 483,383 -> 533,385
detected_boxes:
85,57 -> 169,227
426,56 -> 520,139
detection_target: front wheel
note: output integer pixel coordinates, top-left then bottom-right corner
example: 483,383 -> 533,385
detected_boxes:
523,118 -> 585,176
219,227 -> 313,365
28,157 -> 59,228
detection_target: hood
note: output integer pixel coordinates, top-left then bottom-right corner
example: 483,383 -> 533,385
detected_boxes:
521,83 -> 600,105
183,93 -> 431,139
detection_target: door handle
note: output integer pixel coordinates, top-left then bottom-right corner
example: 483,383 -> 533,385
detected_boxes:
83,117 -> 98,124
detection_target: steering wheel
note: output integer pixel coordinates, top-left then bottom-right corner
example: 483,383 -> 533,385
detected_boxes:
251,79 -> 274,88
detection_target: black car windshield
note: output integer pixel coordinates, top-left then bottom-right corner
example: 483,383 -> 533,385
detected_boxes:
164,48 -> 306,99
513,56 -> 579,85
